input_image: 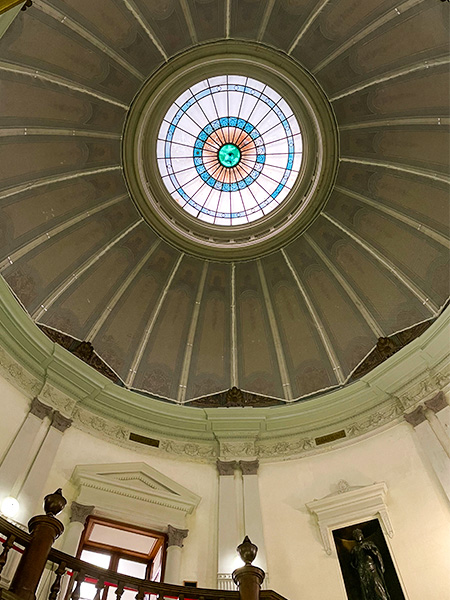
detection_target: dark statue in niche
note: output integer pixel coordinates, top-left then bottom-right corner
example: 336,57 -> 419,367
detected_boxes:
351,529 -> 390,600
333,519 -> 405,600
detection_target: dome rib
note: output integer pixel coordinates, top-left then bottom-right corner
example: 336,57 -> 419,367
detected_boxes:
86,240 -> 161,343
177,261 -> 208,403
329,56 -> 449,103
0,60 -> 130,109
321,212 -> 440,315
0,165 -> 122,204
33,0 -> 146,82
32,219 -> 143,322
0,194 -> 126,272
340,157 -> 449,184
126,253 -> 185,389
257,260 -> 293,401
280,247 -> 344,385
335,185 -> 450,249
303,233 -> 385,339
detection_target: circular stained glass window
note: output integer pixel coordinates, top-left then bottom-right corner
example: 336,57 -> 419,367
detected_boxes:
157,76 -> 303,226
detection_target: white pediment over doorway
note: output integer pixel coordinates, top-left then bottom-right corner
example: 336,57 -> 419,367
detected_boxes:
71,462 -> 201,530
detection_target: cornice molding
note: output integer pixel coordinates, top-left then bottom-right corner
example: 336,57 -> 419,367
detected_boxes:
0,277 -> 449,462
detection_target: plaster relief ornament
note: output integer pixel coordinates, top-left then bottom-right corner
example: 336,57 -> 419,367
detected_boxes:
351,529 -> 390,600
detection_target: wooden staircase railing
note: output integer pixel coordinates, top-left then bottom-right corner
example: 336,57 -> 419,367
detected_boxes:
0,491 -> 288,600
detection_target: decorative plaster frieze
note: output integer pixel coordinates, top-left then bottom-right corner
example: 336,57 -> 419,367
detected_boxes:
70,501 -> 94,525
0,346 -> 42,397
167,524 -> 189,548
39,382 -> 77,417
306,481 -> 393,555
345,400 -> 404,438
256,437 -> 315,458
71,406 -> 129,442
158,439 -> 216,460
220,440 -> 256,458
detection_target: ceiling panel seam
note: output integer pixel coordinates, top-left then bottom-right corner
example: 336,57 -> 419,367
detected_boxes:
32,219 -> 143,321
335,185 -> 450,249
126,253 -> 185,387
0,166 -> 122,203
0,127 -> 122,140
321,212 -> 439,315
304,233 -> 385,338
330,56 -> 450,102
312,0 -> 424,74
288,0 -> 331,54
178,0 -> 198,44
339,117 -> 450,131
0,61 -> 129,109
281,248 -> 344,384
177,261 -> 208,402
0,194 -> 127,271
86,239 -> 162,342
257,0 -> 275,42
33,0 -> 145,81
257,259 -> 293,401
340,157 -> 450,185
123,0 -> 168,61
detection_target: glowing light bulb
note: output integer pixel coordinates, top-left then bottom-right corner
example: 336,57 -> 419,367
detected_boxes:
1,496 -> 20,518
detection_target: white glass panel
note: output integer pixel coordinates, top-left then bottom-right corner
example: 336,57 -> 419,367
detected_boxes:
178,113 -> 202,137
89,525 -> 157,554
277,97 -> 294,118
197,94 -> 219,122
80,581 -> 96,600
228,89 -> 244,116
213,90 -> 228,116
208,75 -> 227,88
80,549 -> 111,569
117,558 -> 147,578
246,77 -> 266,92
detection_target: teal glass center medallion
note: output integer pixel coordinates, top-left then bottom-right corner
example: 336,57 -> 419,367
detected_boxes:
218,143 -> 241,168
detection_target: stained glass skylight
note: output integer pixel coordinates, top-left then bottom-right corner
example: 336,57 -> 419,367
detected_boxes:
157,75 -> 303,226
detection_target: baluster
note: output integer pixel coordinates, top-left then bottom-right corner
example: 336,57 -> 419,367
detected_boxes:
70,570 -> 85,600
115,583 -> 125,600
0,533 -> 15,575
49,561 -> 67,600
93,577 -> 105,600
135,587 -> 146,600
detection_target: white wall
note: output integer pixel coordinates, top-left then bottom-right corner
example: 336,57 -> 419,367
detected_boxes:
0,373 -> 449,597
258,424 -> 450,600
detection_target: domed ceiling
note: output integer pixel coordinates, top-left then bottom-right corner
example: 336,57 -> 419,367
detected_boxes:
0,0 -> 448,405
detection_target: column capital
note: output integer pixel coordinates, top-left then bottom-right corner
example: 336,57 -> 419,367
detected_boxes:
217,459 -> 238,476
239,460 -> 259,475
167,524 -> 188,548
30,397 -> 52,420
69,501 -> 94,525
51,411 -> 72,433
404,405 -> 426,427
425,391 -> 448,414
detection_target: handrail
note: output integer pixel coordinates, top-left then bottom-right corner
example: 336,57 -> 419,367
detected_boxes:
0,516 -> 288,600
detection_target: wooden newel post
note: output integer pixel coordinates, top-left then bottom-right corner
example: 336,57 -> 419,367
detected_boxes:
232,537 -> 265,600
10,489 -> 66,600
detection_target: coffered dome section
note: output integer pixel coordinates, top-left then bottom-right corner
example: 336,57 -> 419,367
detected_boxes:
0,0 -> 448,406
